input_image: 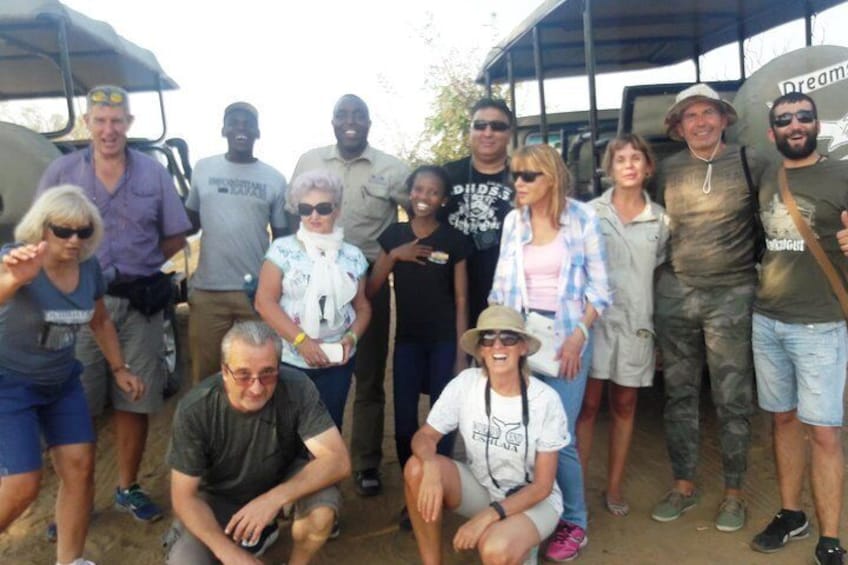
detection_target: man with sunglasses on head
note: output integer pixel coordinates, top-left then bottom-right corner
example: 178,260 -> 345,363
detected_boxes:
441,97 -> 516,328
651,84 -> 767,533
37,85 -> 191,524
185,102 -> 288,385
749,92 -> 848,565
166,321 -> 350,565
292,94 -> 409,498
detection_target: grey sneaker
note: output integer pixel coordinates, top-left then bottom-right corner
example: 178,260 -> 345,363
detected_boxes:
715,496 -> 746,532
651,489 -> 699,522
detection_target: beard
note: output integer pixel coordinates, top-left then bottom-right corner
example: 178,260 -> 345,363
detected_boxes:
775,130 -> 818,160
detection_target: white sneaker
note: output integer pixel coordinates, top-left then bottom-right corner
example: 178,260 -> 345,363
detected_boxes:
56,559 -> 96,565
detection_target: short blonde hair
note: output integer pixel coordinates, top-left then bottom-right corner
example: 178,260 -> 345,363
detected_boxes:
510,144 -> 570,225
15,185 -> 104,260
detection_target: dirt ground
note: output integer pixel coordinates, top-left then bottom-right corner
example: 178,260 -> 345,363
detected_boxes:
0,303 -> 842,564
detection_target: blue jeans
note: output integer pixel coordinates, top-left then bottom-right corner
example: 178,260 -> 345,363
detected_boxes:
393,340 -> 456,469
290,357 -> 355,431
537,335 -> 592,530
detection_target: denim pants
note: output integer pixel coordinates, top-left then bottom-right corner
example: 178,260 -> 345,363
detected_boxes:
291,357 -> 355,431
537,335 -> 592,530
393,340 -> 456,469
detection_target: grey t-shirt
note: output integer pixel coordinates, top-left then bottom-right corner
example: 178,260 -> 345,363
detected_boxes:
167,368 -> 335,505
186,155 -> 287,290
755,159 -> 848,323
0,250 -> 104,384
656,144 -> 766,288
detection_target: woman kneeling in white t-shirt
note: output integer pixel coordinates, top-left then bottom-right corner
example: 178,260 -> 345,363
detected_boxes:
404,305 -> 570,565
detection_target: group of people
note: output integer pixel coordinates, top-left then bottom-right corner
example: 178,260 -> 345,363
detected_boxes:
0,77 -> 846,565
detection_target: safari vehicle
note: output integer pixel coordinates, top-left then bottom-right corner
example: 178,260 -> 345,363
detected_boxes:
0,0 -> 191,393
478,0 -> 848,198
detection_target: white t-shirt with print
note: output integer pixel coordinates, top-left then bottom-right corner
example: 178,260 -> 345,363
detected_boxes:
427,368 -> 570,515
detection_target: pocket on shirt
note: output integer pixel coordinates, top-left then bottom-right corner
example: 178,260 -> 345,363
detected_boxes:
358,182 -> 393,220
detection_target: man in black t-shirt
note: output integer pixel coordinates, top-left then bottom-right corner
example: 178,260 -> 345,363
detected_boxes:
165,321 -> 350,565
441,97 -> 515,325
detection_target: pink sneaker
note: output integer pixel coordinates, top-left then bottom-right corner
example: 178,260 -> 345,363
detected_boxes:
545,521 -> 588,562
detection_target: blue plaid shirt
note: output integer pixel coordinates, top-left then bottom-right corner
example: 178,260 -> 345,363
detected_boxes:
489,201 -> 611,342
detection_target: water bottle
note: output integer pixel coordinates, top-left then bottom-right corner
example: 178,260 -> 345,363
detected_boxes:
243,274 -> 258,306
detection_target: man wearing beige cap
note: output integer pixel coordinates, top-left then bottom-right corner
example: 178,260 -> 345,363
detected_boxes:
651,84 -> 767,532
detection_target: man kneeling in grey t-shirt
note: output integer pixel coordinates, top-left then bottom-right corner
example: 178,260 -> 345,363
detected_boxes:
165,321 -> 350,565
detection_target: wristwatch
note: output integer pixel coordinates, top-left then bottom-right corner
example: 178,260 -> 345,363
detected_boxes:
489,501 -> 506,520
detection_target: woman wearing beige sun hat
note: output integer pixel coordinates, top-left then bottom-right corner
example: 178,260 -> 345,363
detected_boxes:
403,305 -> 570,565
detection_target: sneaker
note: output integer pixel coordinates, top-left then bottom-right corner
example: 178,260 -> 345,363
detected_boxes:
354,468 -> 382,497
114,484 -> 163,522
62,560 -> 96,565
651,489 -> 699,522
816,544 -> 847,565
545,521 -> 587,562
715,496 -> 746,532
329,518 -> 340,540
751,510 -> 809,553
239,522 -> 279,557
398,506 -> 412,531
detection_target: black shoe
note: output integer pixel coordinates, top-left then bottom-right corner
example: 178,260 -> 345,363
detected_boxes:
751,510 -> 809,553
354,468 -> 382,497
816,544 -> 847,565
240,522 -> 279,557
399,506 -> 412,531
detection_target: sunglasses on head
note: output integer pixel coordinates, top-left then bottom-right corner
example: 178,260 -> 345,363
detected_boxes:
224,364 -> 279,387
478,330 -> 522,347
512,171 -> 544,183
297,202 -> 335,216
87,87 -> 127,106
772,109 -> 816,128
48,223 -> 94,240
471,119 -> 510,132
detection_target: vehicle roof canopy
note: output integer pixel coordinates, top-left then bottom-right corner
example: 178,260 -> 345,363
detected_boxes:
478,0 -> 844,83
0,0 -> 177,100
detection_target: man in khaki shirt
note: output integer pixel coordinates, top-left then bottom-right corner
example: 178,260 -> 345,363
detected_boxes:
292,94 -> 409,498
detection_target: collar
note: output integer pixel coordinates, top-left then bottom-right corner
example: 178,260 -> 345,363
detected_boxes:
597,188 -> 658,223
84,145 -> 133,167
325,143 -> 374,164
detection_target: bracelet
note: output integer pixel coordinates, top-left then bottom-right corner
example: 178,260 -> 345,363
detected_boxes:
489,501 -> 506,521
292,332 -> 307,347
344,330 -> 358,347
576,322 -> 590,340
111,363 -> 130,374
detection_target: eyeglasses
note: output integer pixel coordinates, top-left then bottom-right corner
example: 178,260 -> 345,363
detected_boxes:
224,364 -> 279,387
772,110 -> 816,128
87,86 -> 128,106
297,202 -> 335,216
512,171 -> 544,183
478,330 -> 522,347
471,120 -> 510,132
48,223 -> 94,239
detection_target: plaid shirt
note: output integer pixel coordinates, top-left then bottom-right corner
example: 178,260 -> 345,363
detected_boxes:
489,201 -> 611,341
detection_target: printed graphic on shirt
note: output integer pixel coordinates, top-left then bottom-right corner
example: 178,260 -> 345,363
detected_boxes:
40,309 -> 93,350
761,193 -> 817,252
471,417 -> 524,453
210,177 -> 268,199
449,182 -> 513,235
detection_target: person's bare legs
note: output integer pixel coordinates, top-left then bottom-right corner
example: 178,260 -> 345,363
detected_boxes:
289,505 -> 335,565
115,410 -> 148,488
52,442 -> 95,563
772,410 -> 806,510
0,470 -> 40,531
808,424 -> 843,538
477,513 -> 541,565
576,377 -> 604,480
607,383 -> 638,503
403,454 -> 462,565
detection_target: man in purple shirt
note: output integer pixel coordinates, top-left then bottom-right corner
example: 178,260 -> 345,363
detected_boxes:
38,85 -> 191,523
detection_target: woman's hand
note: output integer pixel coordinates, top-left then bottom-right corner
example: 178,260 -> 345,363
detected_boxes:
113,368 -> 145,402
2,242 -> 47,286
340,332 -> 356,364
557,330 -> 585,379
390,239 -> 433,265
297,337 -> 330,368
452,507 -> 498,551
417,460 -> 444,523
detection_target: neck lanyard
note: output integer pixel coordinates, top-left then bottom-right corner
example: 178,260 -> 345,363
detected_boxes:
484,377 -> 531,489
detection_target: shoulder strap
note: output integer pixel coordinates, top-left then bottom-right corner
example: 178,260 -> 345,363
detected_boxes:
740,146 -> 755,200
778,167 -> 848,320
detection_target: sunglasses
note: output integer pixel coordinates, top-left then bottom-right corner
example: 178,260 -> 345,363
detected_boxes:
772,109 -> 816,128
478,330 -> 522,347
48,223 -> 94,240
224,364 -> 279,387
297,202 -> 335,216
512,171 -> 545,183
472,119 -> 510,132
87,86 -> 127,106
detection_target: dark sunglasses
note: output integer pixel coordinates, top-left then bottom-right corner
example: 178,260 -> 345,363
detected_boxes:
297,202 -> 335,216
772,110 -> 816,128
48,223 -> 94,239
478,330 -> 522,347
471,119 -> 510,132
512,171 -> 545,183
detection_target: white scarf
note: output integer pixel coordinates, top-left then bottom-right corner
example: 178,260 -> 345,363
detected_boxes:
296,225 -> 357,338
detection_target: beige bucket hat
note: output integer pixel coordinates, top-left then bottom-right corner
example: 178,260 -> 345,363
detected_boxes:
664,83 -> 737,141
459,305 -> 541,359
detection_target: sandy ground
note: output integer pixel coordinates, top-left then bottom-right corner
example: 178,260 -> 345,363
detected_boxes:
1,300 -> 843,564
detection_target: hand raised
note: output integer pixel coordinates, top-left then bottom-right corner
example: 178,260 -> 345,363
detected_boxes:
2,242 -> 47,286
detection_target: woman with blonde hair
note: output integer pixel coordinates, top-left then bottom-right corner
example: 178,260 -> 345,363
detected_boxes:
0,185 -> 144,565
489,144 -> 610,562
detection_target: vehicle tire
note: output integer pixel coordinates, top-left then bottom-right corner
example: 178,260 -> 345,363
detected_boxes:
162,301 -> 182,399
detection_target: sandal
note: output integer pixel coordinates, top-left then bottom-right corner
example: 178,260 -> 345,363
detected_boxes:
603,491 -> 630,516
